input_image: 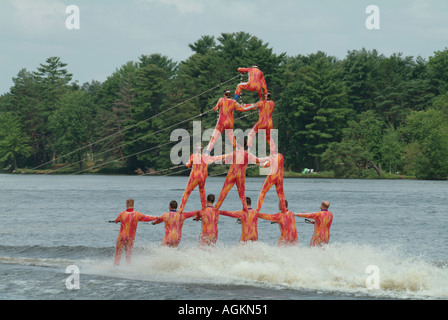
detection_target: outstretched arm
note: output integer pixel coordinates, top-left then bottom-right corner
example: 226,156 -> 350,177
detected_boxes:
236,103 -> 257,112
294,212 -> 318,219
247,152 -> 265,165
256,155 -> 271,167
206,154 -> 226,164
138,212 -> 159,222
182,211 -> 200,220
219,210 -> 242,219
258,212 -> 279,222
152,214 -> 166,225
237,67 -> 250,73
114,212 -> 123,223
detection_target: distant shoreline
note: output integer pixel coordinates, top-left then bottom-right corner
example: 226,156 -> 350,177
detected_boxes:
4,167 -> 419,180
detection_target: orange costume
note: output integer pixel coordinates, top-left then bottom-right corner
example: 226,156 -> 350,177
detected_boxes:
179,152 -> 224,213
256,153 -> 287,213
205,95 -> 239,154
152,210 -> 197,248
235,66 -> 268,100
114,208 -> 157,265
294,209 -> 333,246
192,206 -> 221,246
238,96 -> 276,152
215,148 -> 262,211
220,207 -> 259,243
258,210 -> 298,246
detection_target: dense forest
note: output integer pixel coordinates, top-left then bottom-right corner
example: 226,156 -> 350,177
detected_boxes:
1,32 -> 448,180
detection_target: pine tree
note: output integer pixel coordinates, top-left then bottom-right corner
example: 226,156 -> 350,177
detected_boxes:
278,52 -> 352,171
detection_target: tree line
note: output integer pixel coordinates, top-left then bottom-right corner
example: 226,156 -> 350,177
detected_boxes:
1,32 -> 447,179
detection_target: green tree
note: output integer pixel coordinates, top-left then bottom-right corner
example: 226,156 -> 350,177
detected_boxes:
402,104 -> 448,179
321,141 -> 377,178
341,110 -> 385,164
11,57 -> 75,166
49,90 -> 95,170
427,48 -> 448,95
342,48 -> 382,113
278,52 -> 352,171
124,54 -> 176,171
95,61 -> 139,165
0,112 -> 32,170
374,53 -> 435,128
9,69 -> 43,164
321,110 -> 385,178
380,125 -> 403,174
33,56 -> 74,109
189,35 -> 216,55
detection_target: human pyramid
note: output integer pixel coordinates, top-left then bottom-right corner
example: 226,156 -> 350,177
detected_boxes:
113,66 -> 333,265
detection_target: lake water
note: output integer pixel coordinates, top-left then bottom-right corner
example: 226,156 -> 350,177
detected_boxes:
1,174 -> 447,302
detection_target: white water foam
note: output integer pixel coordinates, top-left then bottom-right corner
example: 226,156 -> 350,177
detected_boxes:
80,242 -> 448,299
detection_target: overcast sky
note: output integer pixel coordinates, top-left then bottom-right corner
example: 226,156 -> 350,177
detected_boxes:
1,0 -> 447,94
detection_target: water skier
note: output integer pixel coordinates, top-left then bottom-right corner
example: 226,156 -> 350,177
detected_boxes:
294,201 -> 333,247
258,200 -> 298,246
113,199 -> 158,265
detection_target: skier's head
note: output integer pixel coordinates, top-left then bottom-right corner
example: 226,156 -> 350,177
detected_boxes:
169,200 -> 178,211
207,194 -> 215,204
126,199 -> 134,209
223,89 -> 231,98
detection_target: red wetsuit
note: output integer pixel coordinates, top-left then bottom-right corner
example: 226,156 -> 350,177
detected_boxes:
179,153 -> 224,213
295,209 -> 333,246
192,206 -> 221,246
235,67 -> 268,100
114,208 -> 157,265
258,210 -> 298,246
215,149 -> 261,211
238,99 -> 276,152
205,96 -> 238,154
152,210 -> 197,248
220,208 -> 259,243
256,153 -> 287,213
